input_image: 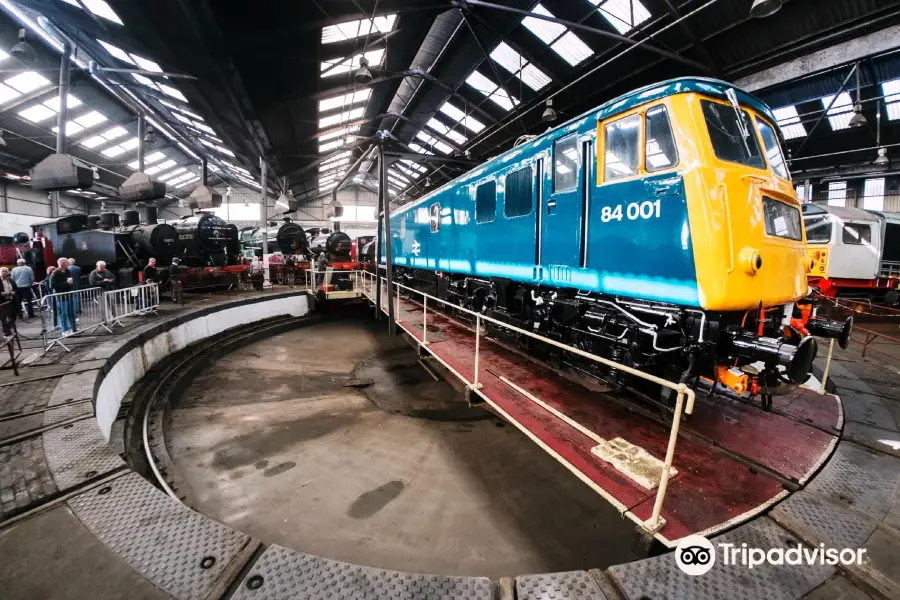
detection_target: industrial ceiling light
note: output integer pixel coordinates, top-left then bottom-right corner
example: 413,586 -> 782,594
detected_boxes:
750,0 -> 782,18
874,101 -> 888,166
848,65 -> 867,128
354,57 -> 373,85
542,99 -> 557,123
10,28 -> 36,64
143,126 -> 156,143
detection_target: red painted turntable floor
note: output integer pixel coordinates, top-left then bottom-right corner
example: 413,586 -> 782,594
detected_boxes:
376,291 -> 839,547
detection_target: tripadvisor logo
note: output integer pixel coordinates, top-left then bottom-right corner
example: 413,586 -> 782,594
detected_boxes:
675,534 -> 867,576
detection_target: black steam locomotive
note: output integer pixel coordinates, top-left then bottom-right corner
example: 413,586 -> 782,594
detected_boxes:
33,209 -> 240,286
240,219 -> 309,258
308,228 -> 352,262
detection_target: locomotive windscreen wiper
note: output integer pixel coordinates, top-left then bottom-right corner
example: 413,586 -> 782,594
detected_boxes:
725,88 -> 753,158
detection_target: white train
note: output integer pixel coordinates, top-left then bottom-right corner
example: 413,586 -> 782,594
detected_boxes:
802,204 -> 900,303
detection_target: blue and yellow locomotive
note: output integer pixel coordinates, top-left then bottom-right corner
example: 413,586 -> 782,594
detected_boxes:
385,77 -> 850,404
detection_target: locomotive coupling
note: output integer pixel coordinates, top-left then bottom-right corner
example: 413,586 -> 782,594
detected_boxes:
806,316 -> 853,350
727,331 -> 818,384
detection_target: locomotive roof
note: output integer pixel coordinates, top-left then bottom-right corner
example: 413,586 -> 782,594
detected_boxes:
393,77 -> 775,215
803,204 -> 885,223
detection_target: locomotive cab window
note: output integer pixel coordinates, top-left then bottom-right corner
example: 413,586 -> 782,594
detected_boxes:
553,135 -> 578,192
645,105 -> 678,171
701,100 -> 764,169
475,180 -> 496,223
603,114 -> 641,181
430,203 -> 440,233
804,214 -> 833,244
756,118 -> 788,179
842,223 -> 871,245
505,166 -> 533,218
762,197 -> 802,241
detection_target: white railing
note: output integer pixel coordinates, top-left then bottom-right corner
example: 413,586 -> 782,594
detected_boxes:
39,283 -> 160,352
303,266 -> 369,299
880,261 -> 900,278
358,270 -> 694,535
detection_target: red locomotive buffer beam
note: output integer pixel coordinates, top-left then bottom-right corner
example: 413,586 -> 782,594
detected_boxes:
374,282 -> 840,546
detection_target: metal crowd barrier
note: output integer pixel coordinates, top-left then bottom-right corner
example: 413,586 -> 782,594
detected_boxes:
105,283 -> 160,327
40,283 -> 159,352
358,270 -> 694,536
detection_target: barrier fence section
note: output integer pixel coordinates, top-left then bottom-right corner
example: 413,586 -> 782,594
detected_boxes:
40,283 -> 159,352
303,267 -> 368,299
105,283 -> 160,327
357,271 -> 694,535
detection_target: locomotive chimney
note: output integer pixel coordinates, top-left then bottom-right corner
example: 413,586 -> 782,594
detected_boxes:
123,209 -> 140,226
145,206 -> 158,225
99,212 -> 120,229
87,214 -> 101,229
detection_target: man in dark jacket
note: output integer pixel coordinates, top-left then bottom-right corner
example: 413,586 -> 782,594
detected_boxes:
142,257 -> 158,283
49,258 -> 76,335
89,261 -> 117,290
0,267 -> 18,335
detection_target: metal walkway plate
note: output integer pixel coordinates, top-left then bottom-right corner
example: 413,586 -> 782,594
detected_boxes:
68,473 -> 252,600
608,517 -> 834,600
231,544 -> 493,600
42,418 -> 124,491
516,571 -> 607,599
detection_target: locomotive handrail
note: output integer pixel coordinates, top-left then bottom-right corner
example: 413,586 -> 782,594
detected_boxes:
358,269 -> 693,535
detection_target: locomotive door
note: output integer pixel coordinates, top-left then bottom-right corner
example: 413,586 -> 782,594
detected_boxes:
540,134 -> 585,272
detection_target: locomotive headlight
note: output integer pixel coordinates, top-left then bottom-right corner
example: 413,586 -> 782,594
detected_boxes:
739,247 -> 763,275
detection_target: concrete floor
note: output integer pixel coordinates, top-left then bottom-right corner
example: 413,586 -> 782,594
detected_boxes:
166,314 -> 639,578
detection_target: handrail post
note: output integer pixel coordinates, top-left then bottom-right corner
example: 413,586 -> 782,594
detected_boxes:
396,285 -> 401,324
473,314 -> 481,389
643,385 -> 687,534
819,338 -> 835,395
422,295 -> 428,344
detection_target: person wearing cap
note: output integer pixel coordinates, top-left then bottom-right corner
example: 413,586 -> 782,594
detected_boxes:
89,261 -> 117,290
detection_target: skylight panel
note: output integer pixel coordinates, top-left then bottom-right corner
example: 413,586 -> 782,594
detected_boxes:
145,151 -> 165,164
319,139 -> 345,153
821,93 -> 854,130
408,142 -> 434,156
199,138 -> 236,157
131,55 -> 162,73
144,164 -> 164,175
0,84 -> 20,105
97,40 -> 134,64
551,32 -> 593,66
132,73 -> 155,87
5,72 -> 51,94
464,71 -> 519,111
401,160 -> 427,174
19,105 -> 56,123
319,160 -> 349,174
320,126 -> 360,142
74,111 -> 108,128
489,42 -> 550,91
319,89 -> 372,113
426,118 -> 467,145
81,135 -> 107,149
321,49 -> 385,77
322,14 -> 397,44
59,0 -> 122,25
590,0 -> 651,35
321,151 -> 352,167
882,78 -> 900,121
415,131 -> 452,154
51,121 -> 85,136
0,50 -> 9,61
119,137 -> 140,150
193,122 -> 216,135
158,84 -> 188,102
772,106 -> 806,140
101,144 -> 126,157
172,112 -> 193,126
177,177 -> 200,188
523,4 -> 566,43
438,101 -> 486,133
43,95 -> 83,111
101,126 -> 128,140
319,106 -> 365,129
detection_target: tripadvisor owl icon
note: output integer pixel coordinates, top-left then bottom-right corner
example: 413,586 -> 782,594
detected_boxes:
675,534 -> 716,576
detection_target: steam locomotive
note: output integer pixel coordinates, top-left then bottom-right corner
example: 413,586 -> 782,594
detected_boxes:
32,209 -> 243,286
240,219 -> 309,257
